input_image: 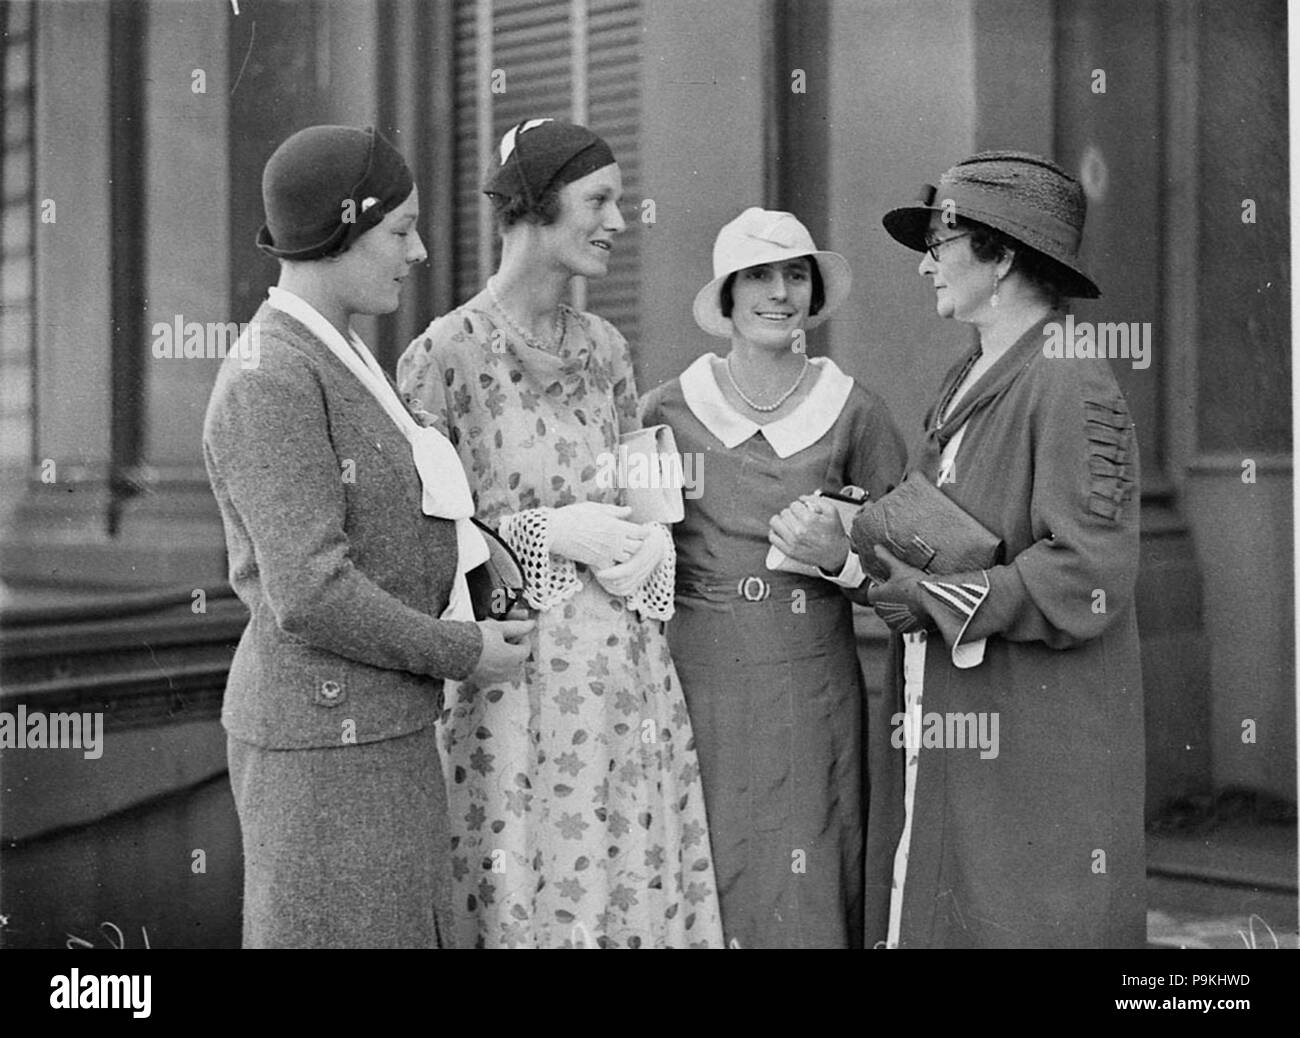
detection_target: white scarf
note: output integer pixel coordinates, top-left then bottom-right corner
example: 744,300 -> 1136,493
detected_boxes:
267,288 -> 488,620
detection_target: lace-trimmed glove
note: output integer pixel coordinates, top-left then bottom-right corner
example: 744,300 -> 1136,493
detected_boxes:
498,509 -> 575,611
626,523 -> 676,621
594,522 -> 667,599
864,545 -> 938,635
498,503 -> 646,613
548,502 -> 646,570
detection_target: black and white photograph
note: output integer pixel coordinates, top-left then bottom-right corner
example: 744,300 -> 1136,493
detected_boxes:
0,0 -> 1295,989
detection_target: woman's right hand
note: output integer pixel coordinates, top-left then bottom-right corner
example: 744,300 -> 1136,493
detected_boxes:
769,496 -> 850,573
468,618 -> 536,684
594,522 -> 668,598
548,502 -> 648,569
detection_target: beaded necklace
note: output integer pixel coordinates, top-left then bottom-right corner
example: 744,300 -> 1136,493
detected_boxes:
935,348 -> 983,429
486,278 -> 567,353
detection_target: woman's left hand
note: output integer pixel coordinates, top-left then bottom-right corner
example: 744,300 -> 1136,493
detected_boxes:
768,496 -> 849,573
865,546 -> 936,634
594,523 -> 667,598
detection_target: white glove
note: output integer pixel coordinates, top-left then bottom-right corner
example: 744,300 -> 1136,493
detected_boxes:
594,523 -> 668,598
547,502 -> 648,570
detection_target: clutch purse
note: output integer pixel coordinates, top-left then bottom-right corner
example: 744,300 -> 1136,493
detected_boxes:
766,487 -> 869,576
851,470 -> 1003,583
465,518 -> 528,620
618,424 -> 686,524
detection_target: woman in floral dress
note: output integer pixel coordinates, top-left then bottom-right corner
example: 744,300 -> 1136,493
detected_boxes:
398,119 -> 724,949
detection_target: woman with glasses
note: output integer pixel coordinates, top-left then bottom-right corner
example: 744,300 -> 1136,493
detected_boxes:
640,208 -> 906,948
398,119 -> 723,949
859,152 -> 1145,948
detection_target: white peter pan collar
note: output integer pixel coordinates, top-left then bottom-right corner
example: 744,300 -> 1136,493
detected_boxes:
679,353 -> 855,458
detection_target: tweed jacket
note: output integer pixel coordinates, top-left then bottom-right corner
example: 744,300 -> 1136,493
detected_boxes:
203,303 -> 483,750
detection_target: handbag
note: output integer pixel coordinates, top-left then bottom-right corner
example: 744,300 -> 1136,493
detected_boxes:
465,518 -> 528,620
618,424 -> 686,524
850,470 -> 1003,583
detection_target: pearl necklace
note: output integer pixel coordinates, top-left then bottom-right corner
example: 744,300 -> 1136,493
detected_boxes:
486,279 -> 566,353
725,352 -> 810,413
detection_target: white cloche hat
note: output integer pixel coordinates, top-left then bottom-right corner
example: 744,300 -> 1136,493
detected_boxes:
692,207 -> 852,338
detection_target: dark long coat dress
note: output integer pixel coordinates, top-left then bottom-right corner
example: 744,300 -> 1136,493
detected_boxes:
859,315 -> 1146,948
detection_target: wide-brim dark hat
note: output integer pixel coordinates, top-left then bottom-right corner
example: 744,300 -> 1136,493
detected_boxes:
882,150 -> 1100,299
257,125 -> 413,261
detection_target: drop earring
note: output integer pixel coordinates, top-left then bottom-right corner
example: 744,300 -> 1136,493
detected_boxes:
990,274 -> 1001,308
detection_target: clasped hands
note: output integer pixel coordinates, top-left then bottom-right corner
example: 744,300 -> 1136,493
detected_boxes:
548,501 -> 666,598
768,495 -> 934,634
767,494 -> 850,573
467,501 -> 665,685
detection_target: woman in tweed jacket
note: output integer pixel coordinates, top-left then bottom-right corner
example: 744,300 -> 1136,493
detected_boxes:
203,126 -> 532,948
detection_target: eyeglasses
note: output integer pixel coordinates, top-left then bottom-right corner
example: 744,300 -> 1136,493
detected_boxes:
923,232 -> 971,261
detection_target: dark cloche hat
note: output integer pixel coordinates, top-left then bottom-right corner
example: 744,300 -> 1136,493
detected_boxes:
483,118 -> 616,208
882,150 -> 1100,299
257,125 -> 413,261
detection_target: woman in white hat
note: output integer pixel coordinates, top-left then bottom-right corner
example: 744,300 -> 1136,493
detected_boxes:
640,207 -> 906,948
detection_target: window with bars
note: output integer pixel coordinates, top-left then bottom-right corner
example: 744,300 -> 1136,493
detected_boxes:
452,0 -> 643,348
1,0 -> 35,474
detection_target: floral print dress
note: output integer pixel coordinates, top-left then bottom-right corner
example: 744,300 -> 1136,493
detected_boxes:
398,292 -> 724,949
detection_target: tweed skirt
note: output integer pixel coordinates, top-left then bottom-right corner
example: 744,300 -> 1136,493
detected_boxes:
227,724 -> 453,948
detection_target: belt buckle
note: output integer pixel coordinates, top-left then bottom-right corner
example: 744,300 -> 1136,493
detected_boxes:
737,576 -> 771,602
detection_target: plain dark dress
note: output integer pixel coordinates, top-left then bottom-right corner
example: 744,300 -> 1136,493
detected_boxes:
642,354 -> 905,948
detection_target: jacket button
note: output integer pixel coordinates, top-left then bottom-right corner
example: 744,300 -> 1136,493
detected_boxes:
320,680 -> 342,702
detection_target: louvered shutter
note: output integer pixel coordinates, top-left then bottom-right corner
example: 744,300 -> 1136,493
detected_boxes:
0,0 -> 35,469
451,0 -> 642,349
583,0 -> 641,347
452,0 -> 487,306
